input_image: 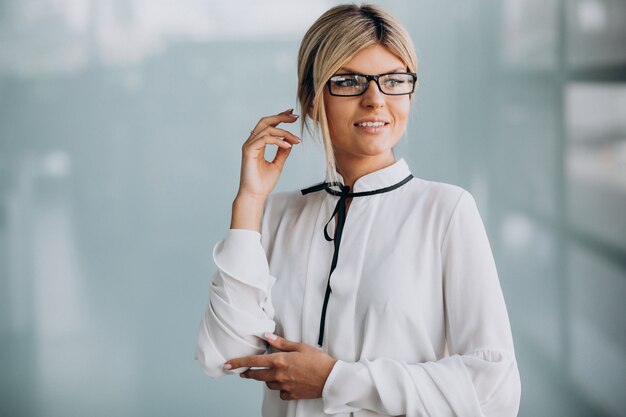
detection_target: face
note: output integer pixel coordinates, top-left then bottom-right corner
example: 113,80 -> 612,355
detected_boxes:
323,44 -> 411,166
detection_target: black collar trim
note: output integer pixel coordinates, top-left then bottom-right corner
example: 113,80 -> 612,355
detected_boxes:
299,174 -> 414,346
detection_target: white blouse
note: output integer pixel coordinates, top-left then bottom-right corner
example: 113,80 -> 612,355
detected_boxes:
196,158 -> 521,417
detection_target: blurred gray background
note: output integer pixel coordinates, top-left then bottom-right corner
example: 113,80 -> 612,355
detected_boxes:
1,0 -> 625,416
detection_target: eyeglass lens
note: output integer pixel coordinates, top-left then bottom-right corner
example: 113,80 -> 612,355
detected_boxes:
329,73 -> 415,96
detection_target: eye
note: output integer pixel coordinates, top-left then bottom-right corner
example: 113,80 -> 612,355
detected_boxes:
332,76 -> 359,87
383,76 -> 406,87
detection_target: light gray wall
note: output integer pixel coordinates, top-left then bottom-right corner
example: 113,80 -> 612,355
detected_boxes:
1,0 -> 625,416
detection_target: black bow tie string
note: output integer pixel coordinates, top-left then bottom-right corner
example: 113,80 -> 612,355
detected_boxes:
301,174 -> 414,346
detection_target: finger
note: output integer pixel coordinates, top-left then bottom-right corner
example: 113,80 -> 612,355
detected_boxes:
264,332 -> 301,352
225,354 -> 274,370
240,368 -> 275,382
265,381 -> 281,391
246,135 -> 293,153
252,126 -> 301,145
271,145 -> 292,171
252,111 -> 299,133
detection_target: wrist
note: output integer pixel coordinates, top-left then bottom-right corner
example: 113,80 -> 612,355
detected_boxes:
230,193 -> 266,231
234,191 -> 267,207
321,359 -> 342,400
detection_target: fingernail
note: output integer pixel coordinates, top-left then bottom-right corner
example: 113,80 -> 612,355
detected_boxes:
292,114 -> 300,118
265,332 -> 277,341
295,137 -> 302,143
223,363 -> 232,370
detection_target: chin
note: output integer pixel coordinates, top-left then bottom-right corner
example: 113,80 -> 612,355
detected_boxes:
332,135 -> 400,160
358,140 -> 397,156
344,146 -> 395,159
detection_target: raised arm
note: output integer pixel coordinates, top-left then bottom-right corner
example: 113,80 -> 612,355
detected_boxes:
195,110 -> 301,378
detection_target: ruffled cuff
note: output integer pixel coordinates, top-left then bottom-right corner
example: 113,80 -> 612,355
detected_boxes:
213,229 -> 269,291
322,360 -> 367,414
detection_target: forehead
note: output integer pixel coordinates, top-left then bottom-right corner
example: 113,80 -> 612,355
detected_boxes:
339,45 -> 406,74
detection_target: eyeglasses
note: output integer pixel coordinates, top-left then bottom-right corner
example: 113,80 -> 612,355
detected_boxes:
327,72 -> 417,96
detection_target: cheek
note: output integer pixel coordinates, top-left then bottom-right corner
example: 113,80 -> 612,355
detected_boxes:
325,102 -> 352,133
323,97 -> 341,128
393,102 -> 411,130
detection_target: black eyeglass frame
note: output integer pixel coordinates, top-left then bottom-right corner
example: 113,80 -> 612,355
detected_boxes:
326,72 -> 418,97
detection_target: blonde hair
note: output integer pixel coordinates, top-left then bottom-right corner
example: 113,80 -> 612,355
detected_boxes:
297,3 -> 418,183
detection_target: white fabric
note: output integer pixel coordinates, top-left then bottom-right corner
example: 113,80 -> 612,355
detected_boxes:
196,158 -> 521,417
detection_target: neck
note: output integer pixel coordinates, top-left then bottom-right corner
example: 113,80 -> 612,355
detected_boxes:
333,151 -> 396,189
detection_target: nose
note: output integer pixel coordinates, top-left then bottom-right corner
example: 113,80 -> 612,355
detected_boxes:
361,79 -> 385,108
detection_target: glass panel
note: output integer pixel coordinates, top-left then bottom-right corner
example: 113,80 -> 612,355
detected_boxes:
567,0 -> 626,68
497,211 -> 561,361
566,82 -> 626,250
491,79 -> 559,217
569,243 -> 626,416
500,0 -> 559,70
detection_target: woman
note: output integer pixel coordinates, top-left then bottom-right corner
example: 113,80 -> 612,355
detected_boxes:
196,4 -> 521,417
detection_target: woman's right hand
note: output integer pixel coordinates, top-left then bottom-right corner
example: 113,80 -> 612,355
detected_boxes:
237,108 -> 301,200
230,109 -> 301,231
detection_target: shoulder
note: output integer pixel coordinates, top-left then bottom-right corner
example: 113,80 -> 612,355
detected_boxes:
260,187 -> 319,251
265,179 -> 331,211
263,189 -> 307,216
261,188 -> 314,231
404,176 -> 472,215
402,177 -> 487,252
412,179 -> 488,245
410,176 -> 466,198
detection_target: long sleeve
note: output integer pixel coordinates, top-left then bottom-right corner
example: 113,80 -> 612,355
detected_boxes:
195,228 -> 276,378
322,191 -> 521,416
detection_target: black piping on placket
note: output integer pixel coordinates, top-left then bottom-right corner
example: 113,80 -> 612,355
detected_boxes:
301,174 -> 414,346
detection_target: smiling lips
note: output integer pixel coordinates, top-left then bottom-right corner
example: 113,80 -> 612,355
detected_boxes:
354,119 -> 390,132
356,121 -> 386,127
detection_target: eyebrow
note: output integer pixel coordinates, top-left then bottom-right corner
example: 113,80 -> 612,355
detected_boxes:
338,66 -> 408,74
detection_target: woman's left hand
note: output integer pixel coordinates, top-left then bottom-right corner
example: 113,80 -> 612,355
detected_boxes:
224,333 -> 337,401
